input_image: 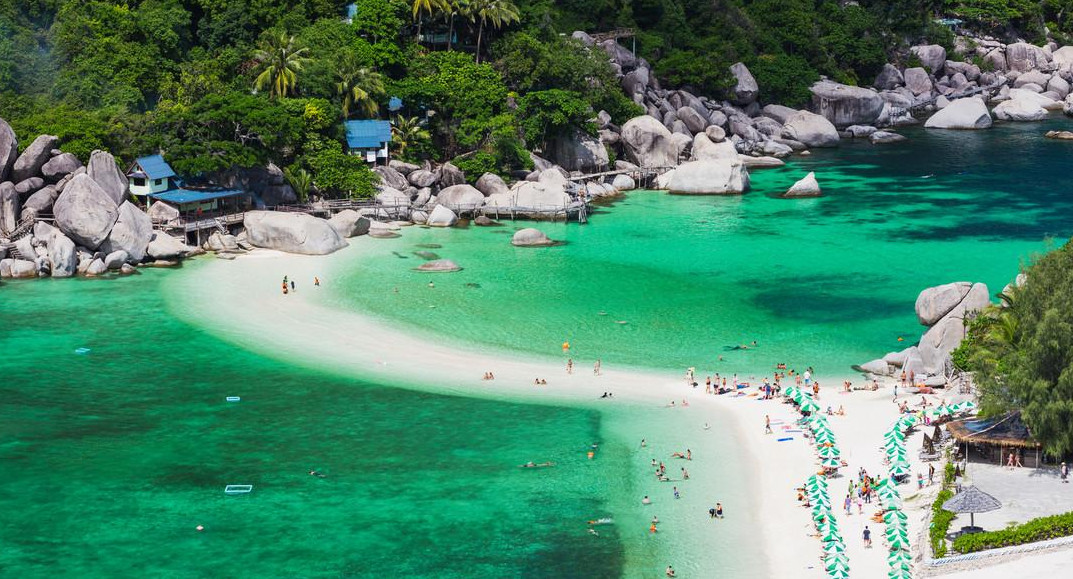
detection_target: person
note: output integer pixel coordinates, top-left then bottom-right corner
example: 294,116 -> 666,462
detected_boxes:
836,405 -> 845,416
844,494 -> 852,515
709,506 -> 717,518
765,415 -> 772,434
651,515 -> 659,525
1062,462 -> 1069,483
686,449 -> 692,460
863,525 -> 872,548
567,359 -> 573,374
673,486 -> 680,499
562,341 -> 570,353
900,370 -> 907,387
428,281 -> 435,288
309,469 -> 325,477
314,276 -> 320,286
893,380 -> 898,401
640,438 -> 646,448
282,281 -> 288,295
803,369 -> 812,386
642,495 -> 652,505
1007,452 -> 1016,469
715,502 -> 723,518
666,565 -> 676,577
594,359 -> 601,376
928,463 -> 935,485
650,522 -> 658,534
681,467 -> 689,480
290,280 -> 295,292
1014,452 -> 1023,468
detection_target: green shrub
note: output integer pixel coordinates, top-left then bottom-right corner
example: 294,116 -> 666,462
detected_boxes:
944,462 -> 956,486
952,511 -> 1073,553
931,488 -> 955,558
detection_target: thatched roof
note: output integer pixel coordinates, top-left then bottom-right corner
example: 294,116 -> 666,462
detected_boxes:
942,485 -> 1002,514
945,412 -> 1040,449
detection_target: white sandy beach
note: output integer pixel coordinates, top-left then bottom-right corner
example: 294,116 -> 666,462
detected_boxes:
166,241 -> 1066,578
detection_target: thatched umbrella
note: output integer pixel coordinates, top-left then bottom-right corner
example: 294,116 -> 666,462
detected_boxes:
941,485 -> 1001,530
933,423 -> 943,443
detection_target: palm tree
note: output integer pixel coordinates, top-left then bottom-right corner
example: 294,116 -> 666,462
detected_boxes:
252,33 -> 311,98
412,0 -> 448,41
283,166 -> 312,203
391,116 -> 431,160
336,55 -> 385,118
466,0 -> 520,63
444,0 -> 469,51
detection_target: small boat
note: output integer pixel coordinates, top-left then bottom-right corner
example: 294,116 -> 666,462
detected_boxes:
74,347 -> 91,355
225,396 -> 241,402
224,484 -> 253,494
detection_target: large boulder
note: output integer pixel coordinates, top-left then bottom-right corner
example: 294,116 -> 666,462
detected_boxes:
993,98 -> 1048,121
85,150 -> 129,206
416,259 -> 461,273
14,177 -> 44,196
439,162 -> 466,187
903,67 -> 933,96
373,165 -> 409,191
691,133 -> 738,161
676,106 -> 709,135
666,159 -> 750,195
11,134 -> 58,182
243,211 -> 348,255
761,105 -> 798,125
485,181 -> 572,216
47,230 -> 77,277
8,259 -> 37,278
729,62 -> 759,105
920,283 -> 990,357
548,130 -> 610,172
1013,69 -> 1051,89
810,81 -> 884,128
99,201 -> 153,262
426,204 -> 458,227
511,228 -> 554,247
783,172 -> 821,198
621,66 -> 650,97
0,118 -> 16,181
620,115 -> 678,167
389,160 -> 419,175
327,209 -> 370,238
436,184 -> 484,210
40,153 -> 82,183
859,359 -> 892,376
1006,42 -> 1050,73
52,174 -> 119,249
147,231 -> 194,260
103,250 -> 129,270
873,64 -> 904,90
915,282 -> 973,326
146,201 -> 180,224
599,39 -> 636,69
0,181 -> 18,232
376,186 -> 411,207
611,174 -> 636,191
475,172 -> 509,197
782,111 -> 840,147
20,185 -> 58,220
407,169 -> 439,188
924,97 -> 993,129
911,44 -> 947,74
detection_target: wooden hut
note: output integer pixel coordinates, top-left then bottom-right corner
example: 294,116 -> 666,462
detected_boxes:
946,412 -> 1044,468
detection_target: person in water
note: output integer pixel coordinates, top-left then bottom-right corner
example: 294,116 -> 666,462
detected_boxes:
642,495 -> 652,505
666,565 -> 676,577
715,502 -> 724,518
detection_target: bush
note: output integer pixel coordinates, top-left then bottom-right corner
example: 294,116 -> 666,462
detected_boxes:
944,462 -> 956,486
931,488 -> 956,558
952,511 -> 1073,553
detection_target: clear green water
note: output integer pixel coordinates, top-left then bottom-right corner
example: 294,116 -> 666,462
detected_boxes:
332,120 -> 1073,376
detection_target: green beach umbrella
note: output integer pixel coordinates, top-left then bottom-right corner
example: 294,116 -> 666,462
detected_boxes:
784,386 -> 799,398
887,549 -> 913,566
887,567 -> 913,579
821,457 -> 841,469
812,508 -> 833,522
887,534 -> 910,550
883,510 -> 909,524
829,569 -> 850,579
885,525 -> 909,540
824,540 -> 846,554
818,445 -> 841,457
889,463 -> 911,477
821,528 -> 842,542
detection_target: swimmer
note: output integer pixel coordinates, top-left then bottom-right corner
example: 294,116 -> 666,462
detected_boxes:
642,495 -> 652,505
309,470 -> 326,478
428,281 -> 435,288
703,422 -> 711,430
666,565 -> 676,577
588,528 -> 599,536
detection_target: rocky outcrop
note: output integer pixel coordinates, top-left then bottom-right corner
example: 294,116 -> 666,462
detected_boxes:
1006,42 -> 1050,73
99,201 -> 153,262
611,174 -> 636,190
993,97 -> 1048,121
374,165 -> 409,191
810,81 -> 884,128
416,259 -> 461,272
475,172 -> 510,197
47,230 -> 77,277
147,231 -> 195,260
436,184 -> 484,210
924,98 -> 992,129
783,172 -> 821,198
903,67 -> 933,96
86,150 -> 129,206
327,209 -> 371,238
874,64 -> 905,90
916,282 -> 974,325
52,174 -> 119,249
911,44 -> 947,74
691,133 -> 738,161
870,131 -> 907,144
0,118 -> 16,181
548,130 -> 610,172
621,115 -> 678,167
243,210 -> 348,255
20,185 -> 58,220
511,227 -> 554,247
783,111 -> 839,148
666,159 -> 749,195
408,169 -> 438,188
485,181 -> 572,216
426,204 -> 458,227
438,162 -> 466,187
12,135 -> 58,182
729,62 -> 759,105
41,153 -> 82,183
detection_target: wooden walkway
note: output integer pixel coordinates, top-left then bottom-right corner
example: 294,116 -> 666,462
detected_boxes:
891,77 -> 1008,117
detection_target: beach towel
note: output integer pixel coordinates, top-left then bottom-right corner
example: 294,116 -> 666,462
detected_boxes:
777,437 -> 793,442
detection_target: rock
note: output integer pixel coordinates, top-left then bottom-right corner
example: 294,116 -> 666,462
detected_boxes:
621,66 -> 650,97
12,134 -> 58,182
374,165 -> 409,190
903,67 -> 933,96
620,115 -> 678,167
389,160 -> 419,175
870,131 -> 907,144
701,125 -> 725,143
916,282 -> 973,326
0,118 -> 17,181
99,201 -> 153,262
243,211 -> 348,255
439,162 -> 466,187
729,62 -> 759,105
376,186 -> 411,208
85,150 -> 129,206
924,97 -> 993,129
783,172 -> 821,198
548,130 -> 610,172
9,258 -> 38,278
84,258 -> 108,277
845,125 -> 877,138
14,177 -> 44,196
409,210 -> 429,225
0,181 -> 19,231
571,30 -> 594,46
1011,88 -> 1063,110
612,174 -> 636,191
119,263 -> 136,274
47,230 -> 77,277
860,359 -> 891,376
874,64 -> 904,90
473,215 -> 496,226
934,95 -> 951,109
911,44 -> 947,74
147,231 -> 193,260
1045,130 -> 1073,140
19,185 -> 57,220
436,184 -> 485,211
103,250 -> 129,270
52,174 -> 119,249
676,106 -> 709,135
728,117 -> 762,142
739,155 -> 785,168
1006,42 -> 1050,73
1014,69 -> 1051,89
782,111 -> 840,148
993,98 -> 1048,121
475,172 -> 510,197
760,105 -> 796,125
884,349 -> 911,367
1047,75 -> 1070,98
327,209 -> 371,238
407,169 -> 438,188
666,159 -> 749,195
511,228 -> 554,247
599,39 -> 636,69
146,201 -> 180,224
426,204 -> 458,227
416,259 -> 461,273
760,140 -> 794,157
367,225 -> 401,238
810,81 -> 884,128
691,133 -> 738,161
485,180 -> 572,216
40,153 -> 82,183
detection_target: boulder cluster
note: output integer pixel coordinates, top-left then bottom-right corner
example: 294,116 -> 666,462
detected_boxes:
858,282 -> 991,383
1,118 -> 197,279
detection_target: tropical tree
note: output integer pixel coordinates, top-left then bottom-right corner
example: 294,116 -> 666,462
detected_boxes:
284,165 -> 313,203
391,116 -> 431,160
252,33 -> 311,98
412,0 -> 447,40
466,0 -> 519,63
336,54 -> 385,118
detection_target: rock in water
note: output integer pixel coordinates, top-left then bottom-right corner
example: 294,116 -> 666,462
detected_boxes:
435,184 -> 484,211
473,215 -> 496,226
993,98 -> 1048,122
1045,130 -> 1073,140
12,134 -> 58,182
0,181 -> 18,232
99,201 -> 153,262
426,205 -> 458,227
924,98 -> 992,129
327,209 -> 371,238
612,174 -> 636,191
620,115 -> 678,167
691,133 -> 738,161
666,159 -> 750,195
870,131 -> 907,144
809,81 -> 884,127
416,259 -> 461,272
783,172 -> 821,198
782,111 -> 840,148
511,228 -> 554,247
147,231 -> 194,260
859,359 -> 892,376
243,211 -> 348,255
53,174 -> 119,249
0,118 -> 19,181
86,150 -> 129,206
104,250 -> 129,270
729,62 -> 759,105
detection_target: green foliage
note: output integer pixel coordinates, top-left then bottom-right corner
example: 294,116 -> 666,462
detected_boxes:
302,136 -> 378,198
931,488 -> 955,558
284,165 -> 312,202
516,89 -> 593,153
252,33 -> 312,98
748,54 -> 818,108
391,116 -> 433,162
0,97 -> 126,161
951,511 -> 1073,553
944,462 -> 956,486
451,152 -> 499,182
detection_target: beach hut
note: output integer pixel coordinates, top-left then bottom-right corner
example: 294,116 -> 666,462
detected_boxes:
946,412 -> 1042,468
344,119 -> 393,164
126,154 -> 249,220
941,485 -> 1001,533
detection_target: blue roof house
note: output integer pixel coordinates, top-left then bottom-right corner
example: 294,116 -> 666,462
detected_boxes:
127,154 -> 248,215
344,120 -> 392,164
127,154 -> 178,197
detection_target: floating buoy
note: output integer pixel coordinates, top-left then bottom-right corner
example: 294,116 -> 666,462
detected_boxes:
587,451 -> 595,459
196,525 -> 204,532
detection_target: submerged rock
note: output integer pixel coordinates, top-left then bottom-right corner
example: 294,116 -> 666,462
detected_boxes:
511,228 -> 554,247
416,259 -> 461,272
783,172 -> 821,198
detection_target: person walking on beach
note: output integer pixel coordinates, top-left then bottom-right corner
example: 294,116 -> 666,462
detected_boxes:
290,280 -> 295,292
765,415 -> 772,434
314,276 -> 320,286
1062,462 -> 1069,483
567,359 -> 573,374
594,359 -> 601,376
863,526 -> 872,548
844,494 -> 852,515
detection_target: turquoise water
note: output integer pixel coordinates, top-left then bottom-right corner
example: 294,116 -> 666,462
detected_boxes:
330,119 -> 1073,376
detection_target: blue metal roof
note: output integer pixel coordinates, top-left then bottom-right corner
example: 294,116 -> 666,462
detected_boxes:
134,155 -> 177,180
344,120 -> 392,150
346,3 -> 357,20
388,96 -> 403,111
148,188 -> 246,205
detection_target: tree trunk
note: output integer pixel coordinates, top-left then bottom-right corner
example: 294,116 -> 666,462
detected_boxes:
448,13 -> 455,51
476,21 -> 485,63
